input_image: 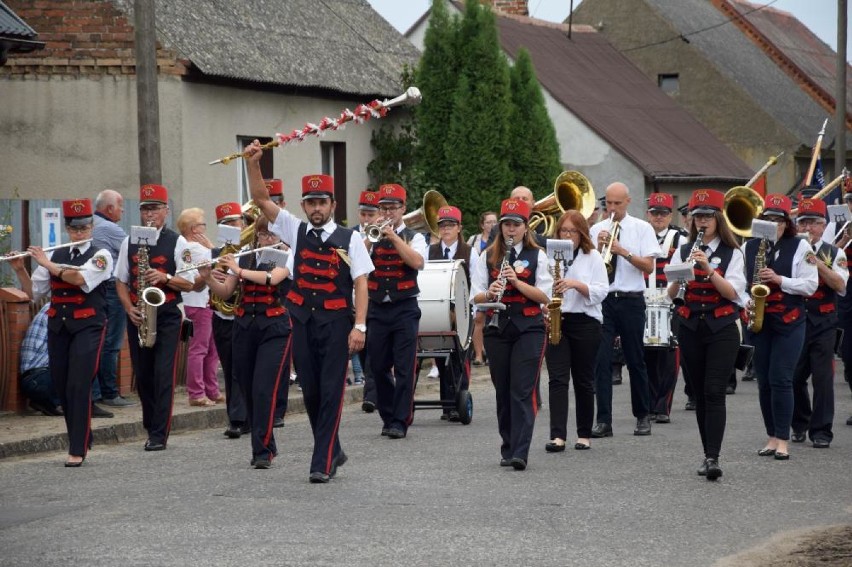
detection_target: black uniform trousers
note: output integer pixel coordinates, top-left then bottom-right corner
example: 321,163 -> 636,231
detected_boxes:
792,325 -> 836,442
274,354 -> 290,422
49,322 -> 107,457
293,316 -> 350,475
594,294 -> 651,424
232,315 -> 291,462
126,307 -> 181,445
645,346 -> 679,417
484,321 -> 546,463
212,315 -> 247,426
545,313 -> 600,440
368,298 -> 421,433
678,320 -> 739,459
361,348 -> 377,406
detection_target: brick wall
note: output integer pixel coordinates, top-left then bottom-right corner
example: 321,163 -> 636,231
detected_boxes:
1,0 -> 187,78
485,0 -> 528,16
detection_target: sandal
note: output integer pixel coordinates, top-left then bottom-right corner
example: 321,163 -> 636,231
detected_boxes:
211,394 -> 226,404
189,397 -> 215,407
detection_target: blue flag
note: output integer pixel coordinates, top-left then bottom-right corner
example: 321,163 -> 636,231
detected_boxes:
813,156 -> 840,204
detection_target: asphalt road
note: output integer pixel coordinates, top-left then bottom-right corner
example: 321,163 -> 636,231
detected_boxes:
1,371 -> 851,566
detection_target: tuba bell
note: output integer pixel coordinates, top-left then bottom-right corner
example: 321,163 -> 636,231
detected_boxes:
723,186 -> 765,238
529,171 -> 596,236
402,190 -> 447,237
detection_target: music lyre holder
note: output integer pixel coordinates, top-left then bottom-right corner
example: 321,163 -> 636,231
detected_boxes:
664,262 -> 696,284
216,225 -> 241,248
130,225 -> 159,247
546,238 -> 574,263
751,219 -> 779,243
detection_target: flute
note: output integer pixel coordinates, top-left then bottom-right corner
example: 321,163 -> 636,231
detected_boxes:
0,239 -> 93,262
176,243 -> 285,273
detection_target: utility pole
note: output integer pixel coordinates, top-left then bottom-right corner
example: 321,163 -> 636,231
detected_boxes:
836,0 -> 847,176
134,0 -> 162,185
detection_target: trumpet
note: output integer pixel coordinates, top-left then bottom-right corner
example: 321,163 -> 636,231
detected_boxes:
0,239 -> 93,262
364,218 -> 394,243
673,230 -> 704,307
600,213 -> 620,276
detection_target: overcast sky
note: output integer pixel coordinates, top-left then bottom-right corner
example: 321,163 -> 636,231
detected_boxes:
366,0 -> 848,57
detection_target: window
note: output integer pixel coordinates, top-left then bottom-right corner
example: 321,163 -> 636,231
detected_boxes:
658,74 -> 679,95
237,136 -> 274,203
320,141 -> 347,224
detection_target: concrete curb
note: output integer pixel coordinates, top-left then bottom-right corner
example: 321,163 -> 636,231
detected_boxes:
0,378 -> 452,460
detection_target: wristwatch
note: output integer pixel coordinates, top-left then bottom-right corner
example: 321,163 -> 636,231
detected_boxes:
165,273 -> 173,284
354,323 -> 367,333
625,253 -> 634,261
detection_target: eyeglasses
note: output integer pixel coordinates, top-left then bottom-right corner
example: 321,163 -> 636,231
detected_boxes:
648,210 -> 671,217
559,228 -> 580,235
797,218 -> 825,226
140,204 -> 167,213
378,205 -> 403,213
256,231 -> 276,239
438,222 -> 459,229
67,225 -> 92,233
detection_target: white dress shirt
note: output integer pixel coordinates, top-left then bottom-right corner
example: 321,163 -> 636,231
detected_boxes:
113,228 -> 196,284
31,241 -> 115,301
739,237 -> 818,298
672,236 -> 748,308
556,248 -> 609,323
470,243 -> 553,304
589,214 -> 661,293
431,239 -> 480,276
273,209 -> 374,280
812,241 -> 849,297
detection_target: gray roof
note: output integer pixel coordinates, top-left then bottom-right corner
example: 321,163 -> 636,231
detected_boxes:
114,0 -> 420,98
0,0 -> 37,39
643,0 -> 834,147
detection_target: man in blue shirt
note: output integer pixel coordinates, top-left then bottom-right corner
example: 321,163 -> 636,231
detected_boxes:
17,303 -> 62,416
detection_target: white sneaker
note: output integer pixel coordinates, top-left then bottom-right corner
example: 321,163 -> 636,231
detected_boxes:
290,373 -> 297,384
427,366 -> 439,379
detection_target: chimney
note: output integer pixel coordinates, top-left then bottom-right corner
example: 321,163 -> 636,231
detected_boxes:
483,0 -> 529,16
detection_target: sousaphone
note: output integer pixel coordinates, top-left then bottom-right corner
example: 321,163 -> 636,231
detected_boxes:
529,171 -> 597,236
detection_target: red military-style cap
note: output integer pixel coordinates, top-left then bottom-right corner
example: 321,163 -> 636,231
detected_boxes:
62,198 -> 94,227
796,198 -> 827,221
378,183 -> 406,205
140,184 -> 168,206
500,198 -> 531,223
301,174 -> 334,200
762,193 -> 792,218
437,205 -> 462,224
359,190 -> 379,211
647,193 -> 674,212
688,189 -> 725,214
264,178 -> 283,199
215,202 -> 242,224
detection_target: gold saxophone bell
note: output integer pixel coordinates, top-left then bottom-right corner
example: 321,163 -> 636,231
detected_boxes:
723,185 -> 764,238
529,171 -> 596,236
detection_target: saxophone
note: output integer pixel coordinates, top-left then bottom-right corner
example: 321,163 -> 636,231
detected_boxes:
137,223 -> 166,348
747,238 -> 770,333
487,236 -> 515,329
547,250 -> 565,345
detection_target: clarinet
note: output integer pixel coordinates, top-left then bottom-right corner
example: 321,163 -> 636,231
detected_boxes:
485,236 -> 515,329
672,229 -> 704,307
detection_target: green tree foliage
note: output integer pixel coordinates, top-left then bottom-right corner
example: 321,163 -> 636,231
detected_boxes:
508,48 -> 562,195
444,1 -> 513,228
414,0 -> 461,193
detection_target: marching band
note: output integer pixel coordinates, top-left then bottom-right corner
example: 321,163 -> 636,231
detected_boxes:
6,160 -> 852,482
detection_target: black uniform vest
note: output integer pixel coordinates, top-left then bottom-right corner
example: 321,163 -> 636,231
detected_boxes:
486,246 -> 543,333
646,228 -> 683,288
47,245 -> 107,333
744,236 -> 805,331
285,224 -> 354,325
804,241 -> 840,334
128,228 -> 180,308
234,255 -> 289,330
428,240 -> 471,284
675,242 -> 739,332
368,226 -> 420,302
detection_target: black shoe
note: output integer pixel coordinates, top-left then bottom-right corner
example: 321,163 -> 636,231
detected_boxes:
846,415 -> 852,426
574,442 -> 591,450
253,457 -> 272,469
224,424 -> 243,439
381,427 -> 390,436
685,399 -> 696,411
362,400 -> 376,413
591,423 -> 613,438
697,460 -> 708,476
447,410 -> 460,422
144,439 -> 166,451
655,414 -> 670,424
387,428 -> 406,439
649,413 -> 658,422
330,452 -> 348,478
725,386 -> 735,395
704,458 -> 722,480
774,451 -> 790,460
273,417 -> 285,428
757,447 -> 776,457
634,417 -> 652,436
545,440 -> 566,453
500,458 -> 512,467
101,396 -> 137,407
791,431 -> 807,443
741,371 -> 755,382
309,471 -> 330,483
510,457 -> 527,471
812,438 -> 831,449
29,400 -> 63,417
64,457 -> 85,468
440,413 -> 449,421
91,403 -> 114,418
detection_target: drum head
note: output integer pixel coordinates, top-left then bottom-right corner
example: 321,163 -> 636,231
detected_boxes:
452,262 -> 471,350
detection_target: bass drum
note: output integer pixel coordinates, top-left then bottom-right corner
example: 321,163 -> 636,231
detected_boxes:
417,259 -> 472,352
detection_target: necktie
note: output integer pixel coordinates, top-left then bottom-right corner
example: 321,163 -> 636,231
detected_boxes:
608,254 -> 617,284
443,247 -> 450,259
309,228 -> 323,244
70,248 -> 80,261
